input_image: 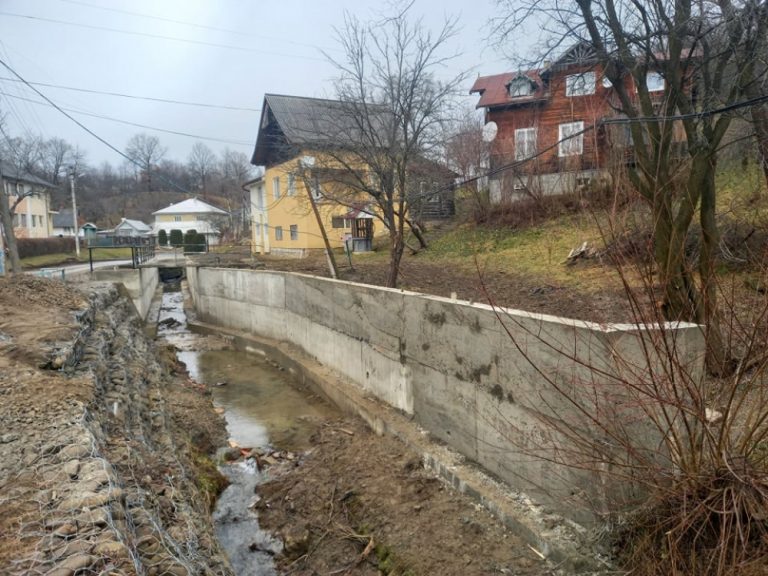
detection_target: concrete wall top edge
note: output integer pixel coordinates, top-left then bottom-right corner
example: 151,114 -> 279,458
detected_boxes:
191,266 -> 702,334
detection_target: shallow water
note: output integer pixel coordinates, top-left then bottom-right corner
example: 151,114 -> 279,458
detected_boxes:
155,285 -> 337,574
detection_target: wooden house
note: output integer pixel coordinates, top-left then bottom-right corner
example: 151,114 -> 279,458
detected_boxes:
470,42 -> 678,202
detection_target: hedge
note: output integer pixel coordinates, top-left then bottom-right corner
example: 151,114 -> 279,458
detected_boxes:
17,237 -> 76,259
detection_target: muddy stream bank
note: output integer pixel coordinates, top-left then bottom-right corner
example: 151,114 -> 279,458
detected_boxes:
153,279 -> 556,576
155,283 -> 339,575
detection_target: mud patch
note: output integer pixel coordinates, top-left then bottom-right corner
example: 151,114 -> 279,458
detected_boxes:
257,418 -> 550,575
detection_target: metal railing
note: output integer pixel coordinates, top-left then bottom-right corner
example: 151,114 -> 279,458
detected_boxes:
87,240 -> 156,272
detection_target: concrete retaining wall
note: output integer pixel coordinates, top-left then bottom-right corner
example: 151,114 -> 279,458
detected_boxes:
186,267 -> 705,523
88,267 -> 159,320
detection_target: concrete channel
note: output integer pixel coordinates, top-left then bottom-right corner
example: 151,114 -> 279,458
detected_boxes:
76,263 -> 707,572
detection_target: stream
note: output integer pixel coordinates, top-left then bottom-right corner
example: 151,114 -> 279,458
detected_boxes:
155,280 -> 338,574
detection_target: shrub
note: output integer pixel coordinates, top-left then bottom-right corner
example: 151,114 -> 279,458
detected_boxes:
17,237 -> 76,259
169,229 -> 183,247
158,229 -> 168,246
182,229 -> 206,253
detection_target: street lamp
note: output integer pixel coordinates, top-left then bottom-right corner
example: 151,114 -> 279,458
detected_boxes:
68,166 -> 80,258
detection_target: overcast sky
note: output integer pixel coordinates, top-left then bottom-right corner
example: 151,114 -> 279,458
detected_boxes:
0,0 -> 531,168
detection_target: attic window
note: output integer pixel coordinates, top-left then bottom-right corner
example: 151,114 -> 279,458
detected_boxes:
508,77 -> 534,97
566,72 -> 596,96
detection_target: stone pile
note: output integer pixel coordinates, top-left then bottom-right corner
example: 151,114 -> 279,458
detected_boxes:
1,284 -> 232,575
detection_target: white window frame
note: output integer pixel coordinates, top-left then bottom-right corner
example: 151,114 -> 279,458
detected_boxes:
289,224 -> 298,240
287,173 -> 296,196
565,72 -> 596,97
508,77 -> 533,97
174,215 -> 182,222
272,176 -> 280,200
645,72 -> 665,92
558,121 -> 584,157
514,127 -> 537,160
274,225 -> 283,241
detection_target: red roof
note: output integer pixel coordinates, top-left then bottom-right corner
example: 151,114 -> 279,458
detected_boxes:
469,70 -> 547,109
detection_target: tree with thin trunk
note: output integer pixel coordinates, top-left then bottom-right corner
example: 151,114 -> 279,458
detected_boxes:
444,111 -> 491,220
314,2 -> 466,287
187,142 -> 218,197
493,0 -> 768,374
126,133 -> 166,191
314,3 -> 466,287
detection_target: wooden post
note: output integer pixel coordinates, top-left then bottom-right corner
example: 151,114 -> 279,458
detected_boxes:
299,161 -> 338,279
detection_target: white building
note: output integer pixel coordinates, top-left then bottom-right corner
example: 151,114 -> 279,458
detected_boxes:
244,176 -> 269,254
152,198 -> 228,246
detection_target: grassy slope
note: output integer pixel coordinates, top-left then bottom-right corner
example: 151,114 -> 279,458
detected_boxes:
21,248 -> 133,269
415,162 -> 768,293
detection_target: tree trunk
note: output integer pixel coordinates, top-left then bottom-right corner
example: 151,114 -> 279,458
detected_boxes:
0,178 -> 22,274
654,157 -> 731,376
386,228 -> 404,288
751,102 -> 768,192
406,217 -> 428,250
697,159 -> 730,376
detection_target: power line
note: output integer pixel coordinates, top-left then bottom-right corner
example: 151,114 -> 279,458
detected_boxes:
0,76 -> 261,112
0,56 -> 191,193
0,11 -> 327,62
57,0 -> 341,54
0,91 -> 253,146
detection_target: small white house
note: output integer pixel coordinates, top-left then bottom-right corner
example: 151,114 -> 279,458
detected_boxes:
113,218 -> 153,237
152,198 -> 228,246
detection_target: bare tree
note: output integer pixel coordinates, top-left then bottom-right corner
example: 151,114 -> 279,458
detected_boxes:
493,0 -> 768,374
219,148 -> 255,239
187,142 -> 218,197
444,112 -> 491,219
125,133 -> 166,191
312,3 -> 466,287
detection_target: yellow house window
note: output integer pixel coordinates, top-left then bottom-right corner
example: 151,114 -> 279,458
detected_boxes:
273,176 -> 281,200
287,173 -> 296,196
174,215 -> 182,222
290,224 -> 298,240
275,225 -> 283,240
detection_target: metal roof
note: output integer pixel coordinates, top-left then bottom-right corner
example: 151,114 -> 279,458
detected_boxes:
0,161 -> 56,188
152,197 -> 227,215
470,70 -> 547,109
251,93 -> 388,166
116,218 -> 152,232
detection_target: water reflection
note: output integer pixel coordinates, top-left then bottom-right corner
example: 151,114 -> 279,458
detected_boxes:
155,285 -> 336,575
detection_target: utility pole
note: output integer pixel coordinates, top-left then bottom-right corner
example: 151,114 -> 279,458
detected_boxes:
68,165 -> 80,258
299,157 -> 338,279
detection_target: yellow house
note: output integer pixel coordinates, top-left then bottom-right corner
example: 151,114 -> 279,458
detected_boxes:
248,94 -> 381,257
1,161 -> 56,239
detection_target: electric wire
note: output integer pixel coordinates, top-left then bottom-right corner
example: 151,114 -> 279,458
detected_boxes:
0,77 -> 261,112
57,0 -> 341,54
0,91 -> 252,146
0,11 -> 327,62
0,57 -> 192,194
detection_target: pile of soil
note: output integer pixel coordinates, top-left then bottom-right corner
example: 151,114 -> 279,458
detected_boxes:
257,417 -> 552,576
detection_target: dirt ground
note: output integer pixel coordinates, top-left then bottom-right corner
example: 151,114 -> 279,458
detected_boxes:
257,417 -> 553,576
0,276 -> 228,569
261,252 -> 635,323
